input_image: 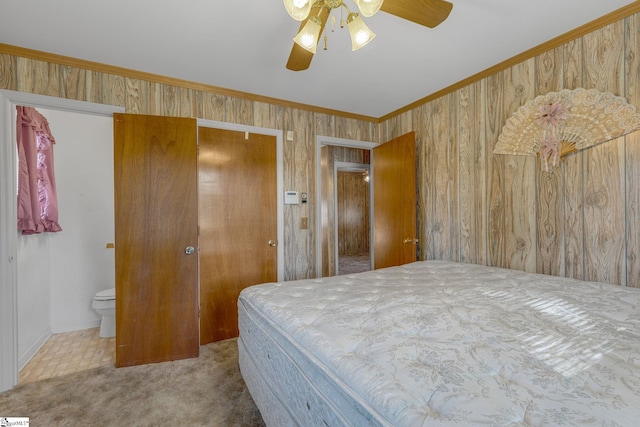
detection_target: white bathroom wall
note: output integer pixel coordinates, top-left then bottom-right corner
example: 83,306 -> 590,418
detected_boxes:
16,234 -> 51,369
17,108 -> 114,368
41,108 -> 115,333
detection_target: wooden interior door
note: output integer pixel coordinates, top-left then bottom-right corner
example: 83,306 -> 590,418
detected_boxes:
198,127 -> 277,344
114,113 -> 199,368
373,132 -> 417,269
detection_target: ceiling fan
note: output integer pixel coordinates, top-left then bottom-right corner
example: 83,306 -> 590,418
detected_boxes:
284,0 -> 453,71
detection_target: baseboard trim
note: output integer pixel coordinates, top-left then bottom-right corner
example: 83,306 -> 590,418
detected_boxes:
19,328 -> 51,371
51,319 -> 101,335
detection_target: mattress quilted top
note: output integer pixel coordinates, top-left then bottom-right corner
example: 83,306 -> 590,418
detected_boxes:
239,261 -> 640,426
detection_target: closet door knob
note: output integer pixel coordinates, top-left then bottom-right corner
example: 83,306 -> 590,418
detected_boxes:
185,246 -> 195,255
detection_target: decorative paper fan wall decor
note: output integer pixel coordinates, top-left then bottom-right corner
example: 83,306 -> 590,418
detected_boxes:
494,88 -> 640,171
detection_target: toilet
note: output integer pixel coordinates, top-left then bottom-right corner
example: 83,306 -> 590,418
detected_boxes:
92,288 -> 116,338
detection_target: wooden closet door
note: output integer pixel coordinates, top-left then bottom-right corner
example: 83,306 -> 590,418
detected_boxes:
373,132 -> 417,269
114,113 -> 199,367
198,127 -> 278,344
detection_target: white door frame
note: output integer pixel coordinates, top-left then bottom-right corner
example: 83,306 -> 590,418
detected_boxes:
196,119 -> 284,282
315,136 -> 376,278
0,90 -> 124,392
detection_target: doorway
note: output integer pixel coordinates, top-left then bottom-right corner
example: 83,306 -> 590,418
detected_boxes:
0,90 -> 124,392
315,136 -> 376,277
315,132 -> 418,278
335,162 -> 371,275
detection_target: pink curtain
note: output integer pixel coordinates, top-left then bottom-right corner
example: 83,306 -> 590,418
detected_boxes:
16,106 -> 62,235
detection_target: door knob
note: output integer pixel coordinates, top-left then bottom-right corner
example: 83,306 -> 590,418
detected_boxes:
185,246 -> 195,255
268,240 -> 278,247
403,238 -> 419,244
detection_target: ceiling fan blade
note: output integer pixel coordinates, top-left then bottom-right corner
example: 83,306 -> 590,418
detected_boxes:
286,7 -> 331,71
286,43 -> 315,71
381,0 -> 453,28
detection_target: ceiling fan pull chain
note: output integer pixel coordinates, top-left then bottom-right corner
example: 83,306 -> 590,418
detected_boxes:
325,15 -> 336,51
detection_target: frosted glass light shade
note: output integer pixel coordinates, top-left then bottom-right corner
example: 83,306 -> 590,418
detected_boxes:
347,13 -> 376,51
283,0 -> 312,21
354,0 -> 384,17
293,16 -> 322,53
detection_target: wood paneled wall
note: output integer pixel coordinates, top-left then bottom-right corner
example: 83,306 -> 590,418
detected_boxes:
0,51 -> 377,281
380,11 -> 640,287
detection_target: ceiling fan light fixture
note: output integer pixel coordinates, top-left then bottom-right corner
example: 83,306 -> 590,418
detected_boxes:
354,0 -> 384,17
293,15 -> 322,54
346,13 -> 376,51
283,0 -> 312,21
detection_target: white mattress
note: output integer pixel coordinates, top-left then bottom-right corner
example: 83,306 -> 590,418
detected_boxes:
238,261 -> 640,426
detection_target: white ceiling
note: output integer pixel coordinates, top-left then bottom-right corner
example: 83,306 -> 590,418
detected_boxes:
0,0 -> 636,118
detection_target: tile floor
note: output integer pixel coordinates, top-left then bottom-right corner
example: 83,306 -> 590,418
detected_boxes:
18,327 -> 115,384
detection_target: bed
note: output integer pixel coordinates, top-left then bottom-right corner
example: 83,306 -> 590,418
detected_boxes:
237,260 -> 640,426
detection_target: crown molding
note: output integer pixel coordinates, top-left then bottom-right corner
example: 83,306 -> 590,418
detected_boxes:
0,43 -> 377,123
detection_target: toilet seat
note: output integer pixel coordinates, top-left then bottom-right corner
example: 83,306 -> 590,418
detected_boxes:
94,288 -> 115,301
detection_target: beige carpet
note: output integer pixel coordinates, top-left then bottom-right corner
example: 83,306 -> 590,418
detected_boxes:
0,338 -> 265,426
338,253 -> 371,275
